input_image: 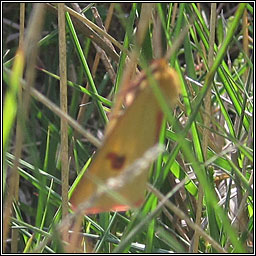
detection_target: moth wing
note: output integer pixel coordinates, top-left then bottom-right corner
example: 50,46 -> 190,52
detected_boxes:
70,59 -> 180,214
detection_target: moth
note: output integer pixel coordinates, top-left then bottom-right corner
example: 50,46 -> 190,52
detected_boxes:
70,59 -> 181,214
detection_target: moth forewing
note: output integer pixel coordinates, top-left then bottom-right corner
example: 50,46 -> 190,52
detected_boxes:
70,59 -> 181,214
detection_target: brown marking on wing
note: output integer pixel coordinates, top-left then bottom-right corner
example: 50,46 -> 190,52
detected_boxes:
155,111 -> 164,142
106,152 -> 126,170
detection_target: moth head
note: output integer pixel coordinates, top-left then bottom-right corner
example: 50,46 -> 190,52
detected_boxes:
152,59 -> 181,108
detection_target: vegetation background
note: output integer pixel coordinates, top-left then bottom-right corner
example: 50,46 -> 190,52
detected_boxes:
3,2 -> 253,253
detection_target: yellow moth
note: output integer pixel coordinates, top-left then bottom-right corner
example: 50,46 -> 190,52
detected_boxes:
70,59 -> 181,214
